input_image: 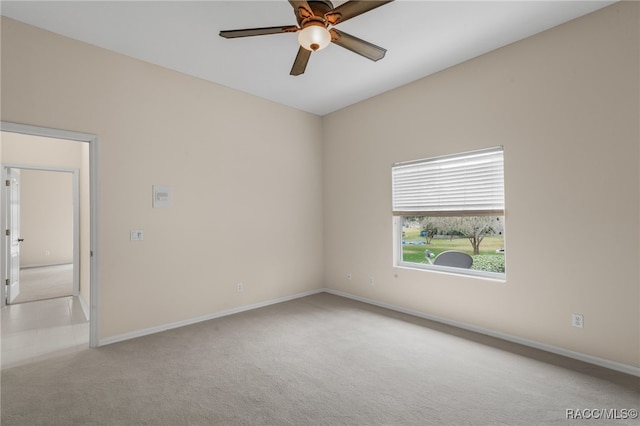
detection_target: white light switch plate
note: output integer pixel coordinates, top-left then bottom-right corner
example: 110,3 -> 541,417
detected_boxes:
130,230 -> 144,241
153,185 -> 171,208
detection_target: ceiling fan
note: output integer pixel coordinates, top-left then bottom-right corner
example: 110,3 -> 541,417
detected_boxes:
219,1 -> 394,76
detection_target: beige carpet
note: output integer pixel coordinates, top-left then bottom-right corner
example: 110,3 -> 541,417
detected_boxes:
1,293 -> 638,425
12,264 -> 73,304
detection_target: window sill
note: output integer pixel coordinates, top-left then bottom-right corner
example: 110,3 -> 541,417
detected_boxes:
395,262 -> 507,283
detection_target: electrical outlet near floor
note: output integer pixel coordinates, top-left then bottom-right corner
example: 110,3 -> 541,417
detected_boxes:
369,277 -> 375,286
572,314 -> 584,328
347,273 -> 352,281
236,283 -> 243,292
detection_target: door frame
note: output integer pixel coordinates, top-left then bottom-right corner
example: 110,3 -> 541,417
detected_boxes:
4,167 -> 21,303
0,121 -> 100,348
2,164 -> 80,299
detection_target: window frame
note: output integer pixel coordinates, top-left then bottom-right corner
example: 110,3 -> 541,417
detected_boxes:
392,147 -> 506,280
393,217 -> 506,281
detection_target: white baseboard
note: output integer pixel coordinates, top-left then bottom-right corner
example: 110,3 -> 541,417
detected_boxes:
21,262 -> 73,269
77,291 -> 90,321
99,288 -> 325,346
325,288 -> 640,378
96,286 -> 639,377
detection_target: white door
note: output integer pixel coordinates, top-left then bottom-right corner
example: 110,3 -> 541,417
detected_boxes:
6,168 -> 21,303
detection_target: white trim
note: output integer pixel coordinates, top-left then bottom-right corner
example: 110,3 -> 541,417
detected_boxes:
324,289 -> 640,378
395,263 -> 507,282
0,122 -> 99,348
88,130 -> 99,348
0,163 -> 79,173
1,167 -> 8,308
99,289 -> 325,346
99,286 -> 640,377
0,122 -> 96,143
71,168 -> 80,296
21,262 -> 73,269
77,291 -> 90,321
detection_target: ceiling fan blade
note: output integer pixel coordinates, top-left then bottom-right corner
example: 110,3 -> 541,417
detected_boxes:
290,46 -> 312,76
325,1 -> 394,25
329,29 -> 386,62
219,26 -> 298,39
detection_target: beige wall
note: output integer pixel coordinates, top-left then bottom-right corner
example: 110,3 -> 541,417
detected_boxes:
1,16 -> 324,339
19,169 -> 73,266
1,132 -> 89,305
324,2 -> 639,368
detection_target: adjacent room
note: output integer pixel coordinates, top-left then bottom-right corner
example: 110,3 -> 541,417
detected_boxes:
1,132 -> 91,369
1,1 -> 638,424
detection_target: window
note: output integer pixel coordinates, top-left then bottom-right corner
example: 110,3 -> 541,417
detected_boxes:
392,147 -> 505,278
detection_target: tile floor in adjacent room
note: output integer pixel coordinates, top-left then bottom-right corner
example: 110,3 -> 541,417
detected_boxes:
1,296 -> 89,369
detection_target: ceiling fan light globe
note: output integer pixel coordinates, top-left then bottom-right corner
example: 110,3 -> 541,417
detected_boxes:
298,25 -> 331,51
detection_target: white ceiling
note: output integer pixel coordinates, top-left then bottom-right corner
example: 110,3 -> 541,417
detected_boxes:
1,0 -> 615,116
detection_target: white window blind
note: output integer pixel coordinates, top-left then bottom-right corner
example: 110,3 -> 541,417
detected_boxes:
392,147 -> 504,216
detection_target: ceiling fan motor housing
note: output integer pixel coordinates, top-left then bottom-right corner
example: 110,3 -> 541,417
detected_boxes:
295,0 -> 334,26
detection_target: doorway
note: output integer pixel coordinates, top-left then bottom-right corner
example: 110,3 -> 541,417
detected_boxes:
5,167 -> 79,304
1,122 -> 99,349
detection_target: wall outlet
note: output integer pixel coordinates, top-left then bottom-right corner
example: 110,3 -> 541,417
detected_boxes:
236,283 -> 243,292
130,230 -> 144,241
369,277 -> 375,286
346,273 -> 352,281
572,314 -> 584,328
